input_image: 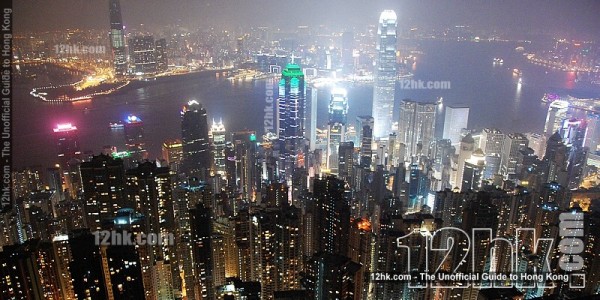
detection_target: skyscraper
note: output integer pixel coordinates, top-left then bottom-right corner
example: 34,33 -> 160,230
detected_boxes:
306,87 -> 318,151
326,88 -> 349,174
584,112 -> 600,153
397,99 -> 437,158
372,10 -> 397,138
125,161 -> 175,299
124,114 -> 146,161
162,139 -> 183,172
155,38 -> 168,72
130,35 -> 157,75
181,100 -> 211,179
544,100 -> 569,136
356,116 -> 374,168
313,176 -> 350,255
80,154 -> 126,231
209,119 -> 227,177
232,130 -> 258,202
278,64 -> 306,179
500,133 -> 528,179
53,123 -> 82,197
190,203 -> 215,300
338,142 -> 355,184
109,0 -> 127,76
443,105 -> 470,145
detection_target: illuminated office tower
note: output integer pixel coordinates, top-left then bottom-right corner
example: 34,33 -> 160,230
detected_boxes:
500,133 -> 528,179
232,131 -> 258,202
480,128 -> 504,156
155,38 -> 168,72
585,112 -> 600,152
326,88 -> 349,174
561,117 -> 585,147
397,99 -> 437,158
109,0 -> 127,76
338,142 -> 355,184
372,10 -> 397,138
124,115 -> 147,161
278,64 -> 306,179
442,105 -> 469,145
543,132 -> 569,186
130,35 -> 157,75
543,100 -> 569,136
453,134 -> 475,189
461,149 -> 485,192
479,128 -> 505,179
181,100 -> 211,179
80,154 -> 126,231
53,123 -> 81,197
54,123 -> 81,170
306,86 -> 318,151
356,116 -> 374,167
209,119 -> 227,177
162,139 -> 183,172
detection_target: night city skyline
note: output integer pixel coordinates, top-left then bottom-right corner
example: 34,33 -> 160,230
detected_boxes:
3,1 -> 600,300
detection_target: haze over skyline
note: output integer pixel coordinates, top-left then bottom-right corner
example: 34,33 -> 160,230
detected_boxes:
15,0 -> 600,39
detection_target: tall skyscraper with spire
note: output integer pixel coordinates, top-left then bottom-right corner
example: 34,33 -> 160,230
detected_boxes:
109,0 -> 127,76
372,10 -> 397,139
277,63 -> 306,180
209,118 -> 227,177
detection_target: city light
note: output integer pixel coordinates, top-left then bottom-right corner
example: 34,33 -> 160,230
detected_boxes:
53,123 -> 77,132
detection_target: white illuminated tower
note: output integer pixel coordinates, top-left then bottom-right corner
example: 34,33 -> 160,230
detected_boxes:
372,10 -> 397,138
397,100 -> 437,158
209,119 -> 227,177
326,88 -> 349,174
544,100 -> 569,137
443,105 -> 470,146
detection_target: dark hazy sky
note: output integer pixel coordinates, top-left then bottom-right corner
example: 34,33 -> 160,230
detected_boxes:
14,0 -> 600,39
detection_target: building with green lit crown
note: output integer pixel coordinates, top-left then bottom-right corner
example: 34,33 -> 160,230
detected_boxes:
277,64 -> 306,180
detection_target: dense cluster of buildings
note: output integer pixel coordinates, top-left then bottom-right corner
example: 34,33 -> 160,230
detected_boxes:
6,3 -> 600,300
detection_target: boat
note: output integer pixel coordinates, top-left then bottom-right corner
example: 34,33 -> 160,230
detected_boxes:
493,58 -> 504,65
109,121 -> 124,129
436,97 -> 443,105
541,93 -> 560,103
512,69 -> 522,76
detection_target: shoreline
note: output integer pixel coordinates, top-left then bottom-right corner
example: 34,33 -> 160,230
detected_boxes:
29,68 -> 230,103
